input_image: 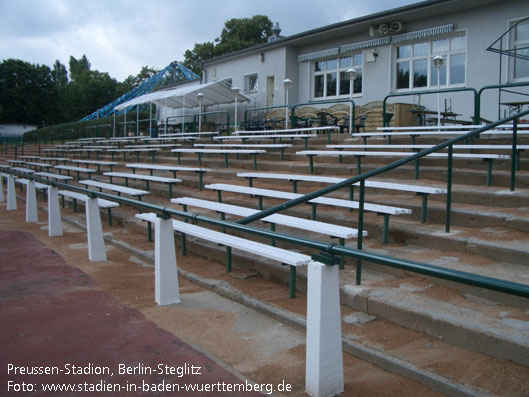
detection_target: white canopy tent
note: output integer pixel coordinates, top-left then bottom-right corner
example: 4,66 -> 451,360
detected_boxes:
113,81 -> 250,135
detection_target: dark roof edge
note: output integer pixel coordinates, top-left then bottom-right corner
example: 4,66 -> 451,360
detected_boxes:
201,0 -> 456,65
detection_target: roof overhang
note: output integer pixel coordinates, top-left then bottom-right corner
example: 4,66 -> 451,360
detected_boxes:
114,81 -> 250,110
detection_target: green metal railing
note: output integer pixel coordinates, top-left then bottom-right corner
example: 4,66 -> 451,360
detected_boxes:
291,99 -> 355,130
243,105 -> 292,129
191,110 -> 230,134
477,81 -> 529,122
5,166 -> 529,300
164,115 -> 195,134
383,87 -> 479,127
236,109 -> 529,283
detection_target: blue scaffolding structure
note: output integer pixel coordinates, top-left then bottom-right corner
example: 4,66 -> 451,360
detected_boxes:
80,62 -> 198,121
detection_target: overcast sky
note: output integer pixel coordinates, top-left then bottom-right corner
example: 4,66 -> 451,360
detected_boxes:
0,0 -> 419,82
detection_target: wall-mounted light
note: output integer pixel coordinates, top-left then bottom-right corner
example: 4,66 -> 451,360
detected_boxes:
260,52 -> 265,63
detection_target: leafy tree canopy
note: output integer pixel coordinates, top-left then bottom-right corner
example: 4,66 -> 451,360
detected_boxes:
183,15 -> 273,75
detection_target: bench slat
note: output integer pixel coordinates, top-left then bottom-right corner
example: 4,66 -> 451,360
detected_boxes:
172,197 -> 365,239
205,183 -> 411,215
79,180 -> 148,196
135,213 -> 311,266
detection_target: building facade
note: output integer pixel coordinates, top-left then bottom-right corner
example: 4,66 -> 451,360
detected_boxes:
201,0 -> 529,125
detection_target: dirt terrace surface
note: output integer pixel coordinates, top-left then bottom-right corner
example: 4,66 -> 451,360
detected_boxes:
0,203 -> 448,396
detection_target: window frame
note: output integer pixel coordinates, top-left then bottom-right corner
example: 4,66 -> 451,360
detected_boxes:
243,72 -> 259,93
509,17 -> 529,82
312,53 -> 363,100
393,33 -> 467,92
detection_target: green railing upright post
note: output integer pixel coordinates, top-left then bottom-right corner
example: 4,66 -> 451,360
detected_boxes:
511,118 -> 518,191
445,145 -> 453,233
356,179 -> 365,285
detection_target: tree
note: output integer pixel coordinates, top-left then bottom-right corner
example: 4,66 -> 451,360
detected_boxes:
183,15 -> 273,75
68,55 -> 91,81
0,59 -> 59,125
51,60 -> 68,87
215,15 -> 273,55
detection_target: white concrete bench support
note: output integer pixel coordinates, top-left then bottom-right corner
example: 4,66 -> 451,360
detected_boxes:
85,196 -> 107,262
47,186 -> 63,237
154,216 -> 181,305
25,180 -> 38,223
0,175 -> 4,202
305,261 -> 344,397
7,174 -> 17,210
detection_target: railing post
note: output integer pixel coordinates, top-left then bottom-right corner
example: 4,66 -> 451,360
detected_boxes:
445,145 -> 453,233
356,179 -> 365,285
305,261 -> 344,397
510,118 -> 518,191
154,215 -> 181,305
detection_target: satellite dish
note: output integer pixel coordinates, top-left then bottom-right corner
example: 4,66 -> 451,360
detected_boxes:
391,21 -> 403,32
368,25 -> 376,37
378,23 -> 389,35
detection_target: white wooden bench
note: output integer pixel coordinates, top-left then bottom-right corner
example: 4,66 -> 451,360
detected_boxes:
68,148 -> 103,159
54,165 -> 97,180
58,190 -> 119,226
124,144 -> 182,149
107,148 -> 160,162
236,126 -> 340,144
237,172 -> 446,223
38,157 -> 68,165
79,179 -> 148,201
195,143 -> 292,160
170,148 -> 266,169
19,156 -> 41,161
136,212 -> 314,298
329,144 -> 528,171
15,178 -> 49,190
35,171 -> 73,183
23,161 -> 53,172
11,166 -> 35,174
234,126 -> 339,135
70,159 -> 118,174
296,150 -> 510,185
103,171 -> 180,199
6,160 -> 26,166
214,134 -> 317,150
352,129 -> 524,145
205,183 -> 412,243
125,163 -> 210,190
173,197 -> 365,238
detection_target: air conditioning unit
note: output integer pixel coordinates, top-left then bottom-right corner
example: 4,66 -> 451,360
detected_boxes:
391,21 -> 403,32
378,23 -> 389,35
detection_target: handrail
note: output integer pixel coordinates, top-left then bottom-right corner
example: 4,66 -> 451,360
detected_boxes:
291,99 -> 355,129
191,110 -> 230,134
477,81 -> 529,121
243,105 -> 292,127
236,109 -> 529,226
164,114 -> 194,134
5,168 -> 529,299
383,87 -> 478,127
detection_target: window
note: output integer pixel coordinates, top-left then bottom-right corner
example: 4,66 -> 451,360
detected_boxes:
244,73 -> 258,92
313,54 -> 362,99
395,34 -> 466,90
511,19 -> 529,80
221,77 -> 232,88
